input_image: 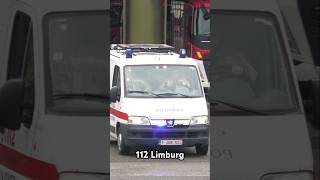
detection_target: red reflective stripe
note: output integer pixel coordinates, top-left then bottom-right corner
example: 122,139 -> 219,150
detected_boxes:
110,107 -> 128,120
0,144 -> 59,180
192,1 -> 210,8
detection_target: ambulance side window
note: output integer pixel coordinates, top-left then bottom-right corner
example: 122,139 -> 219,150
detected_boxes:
112,65 -> 121,98
7,12 -> 34,128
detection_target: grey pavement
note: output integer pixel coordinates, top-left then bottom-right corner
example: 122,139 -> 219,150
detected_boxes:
110,142 -> 210,180
110,122 -> 319,180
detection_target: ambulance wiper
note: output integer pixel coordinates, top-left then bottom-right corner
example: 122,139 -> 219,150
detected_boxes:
210,99 -> 268,115
127,90 -> 161,97
155,93 -> 192,98
54,93 -> 107,100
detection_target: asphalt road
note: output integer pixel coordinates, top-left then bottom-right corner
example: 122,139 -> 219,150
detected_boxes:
110,124 -> 319,180
110,141 -> 210,180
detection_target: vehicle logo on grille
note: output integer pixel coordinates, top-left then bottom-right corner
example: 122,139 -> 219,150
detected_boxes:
166,120 -> 175,127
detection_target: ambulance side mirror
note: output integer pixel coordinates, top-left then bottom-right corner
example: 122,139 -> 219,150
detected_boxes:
204,86 -> 210,100
0,79 -> 24,130
110,86 -> 120,103
202,82 -> 210,99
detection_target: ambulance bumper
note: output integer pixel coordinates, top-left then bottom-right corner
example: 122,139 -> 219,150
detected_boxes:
123,125 -> 209,147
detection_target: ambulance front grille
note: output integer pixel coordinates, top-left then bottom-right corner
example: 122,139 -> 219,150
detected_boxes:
130,131 -> 207,138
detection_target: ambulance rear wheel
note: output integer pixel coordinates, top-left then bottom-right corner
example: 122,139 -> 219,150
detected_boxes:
195,144 -> 208,155
117,128 -> 130,155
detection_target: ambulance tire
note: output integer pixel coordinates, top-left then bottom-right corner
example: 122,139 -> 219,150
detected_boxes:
195,144 -> 208,155
117,128 -> 130,155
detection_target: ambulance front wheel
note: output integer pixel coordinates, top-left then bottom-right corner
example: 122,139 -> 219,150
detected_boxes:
195,144 -> 208,155
117,128 -> 130,155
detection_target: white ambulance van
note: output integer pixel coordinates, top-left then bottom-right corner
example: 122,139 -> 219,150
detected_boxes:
0,0 -> 109,179
110,44 -> 209,155
210,0 -> 314,179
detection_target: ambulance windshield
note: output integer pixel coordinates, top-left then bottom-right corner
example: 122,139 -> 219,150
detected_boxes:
208,12 -> 299,113
45,12 -> 108,114
124,65 -> 203,98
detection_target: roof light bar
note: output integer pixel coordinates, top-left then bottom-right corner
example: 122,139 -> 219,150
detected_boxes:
179,49 -> 187,58
125,49 -> 133,58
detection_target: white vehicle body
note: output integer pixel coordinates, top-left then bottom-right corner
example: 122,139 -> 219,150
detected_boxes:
110,44 -> 209,155
277,0 -> 320,129
0,0 -> 109,179
210,0 -> 314,179
277,0 -> 319,82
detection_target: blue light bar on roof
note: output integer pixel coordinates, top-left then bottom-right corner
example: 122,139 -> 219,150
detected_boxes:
179,49 -> 187,58
126,48 -> 133,58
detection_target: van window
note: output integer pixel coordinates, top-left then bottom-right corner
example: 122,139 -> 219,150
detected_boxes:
210,12 -> 299,113
7,12 -> 35,127
124,65 -> 203,98
44,11 -> 108,115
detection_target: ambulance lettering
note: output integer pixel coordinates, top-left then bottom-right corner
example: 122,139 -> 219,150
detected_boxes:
0,130 -> 15,147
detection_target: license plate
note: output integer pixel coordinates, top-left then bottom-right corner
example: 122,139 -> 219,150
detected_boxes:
159,140 -> 183,145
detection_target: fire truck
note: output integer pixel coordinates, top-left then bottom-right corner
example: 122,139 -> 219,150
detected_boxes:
178,0 -> 319,129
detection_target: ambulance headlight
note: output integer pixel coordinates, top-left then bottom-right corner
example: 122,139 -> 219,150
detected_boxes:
261,172 -> 313,180
190,116 -> 208,125
128,116 -> 150,125
59,173 -> 107,180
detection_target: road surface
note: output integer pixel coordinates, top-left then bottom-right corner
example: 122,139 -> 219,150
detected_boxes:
110,141 -> 210,180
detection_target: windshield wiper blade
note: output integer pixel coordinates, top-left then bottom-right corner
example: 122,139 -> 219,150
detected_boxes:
210,99 -> 268,115
155,92 -> 192,98
53,93 -> 107,100
127,90 -> 161,97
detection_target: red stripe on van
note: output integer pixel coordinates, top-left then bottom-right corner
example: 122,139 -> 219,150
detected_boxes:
110,107 -> 128,120
0,144 -> 59,180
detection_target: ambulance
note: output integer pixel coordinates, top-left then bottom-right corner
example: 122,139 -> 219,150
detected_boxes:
0,0 -> 109,179
110,44 -> 209,155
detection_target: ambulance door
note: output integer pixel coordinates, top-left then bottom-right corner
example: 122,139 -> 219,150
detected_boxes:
110,65 -> 121,136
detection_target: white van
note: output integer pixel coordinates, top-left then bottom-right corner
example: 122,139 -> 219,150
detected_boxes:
110,44 -> 209,155
209,0 -> 314,179
0,0 -> 109,179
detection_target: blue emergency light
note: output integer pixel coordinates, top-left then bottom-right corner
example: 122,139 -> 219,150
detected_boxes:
125,48 -> 133,58
154,120 -> 166,127
179,49 -> 187,58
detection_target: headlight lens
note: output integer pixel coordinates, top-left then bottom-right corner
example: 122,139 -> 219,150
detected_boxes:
262,172 -> 313,180
59,173 -> 107,180
190,116 -> 209,125
128,116 -> 150,125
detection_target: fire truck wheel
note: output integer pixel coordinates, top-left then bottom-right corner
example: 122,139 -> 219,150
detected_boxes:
117,128 -> 130,155
195,144 -> 208,155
